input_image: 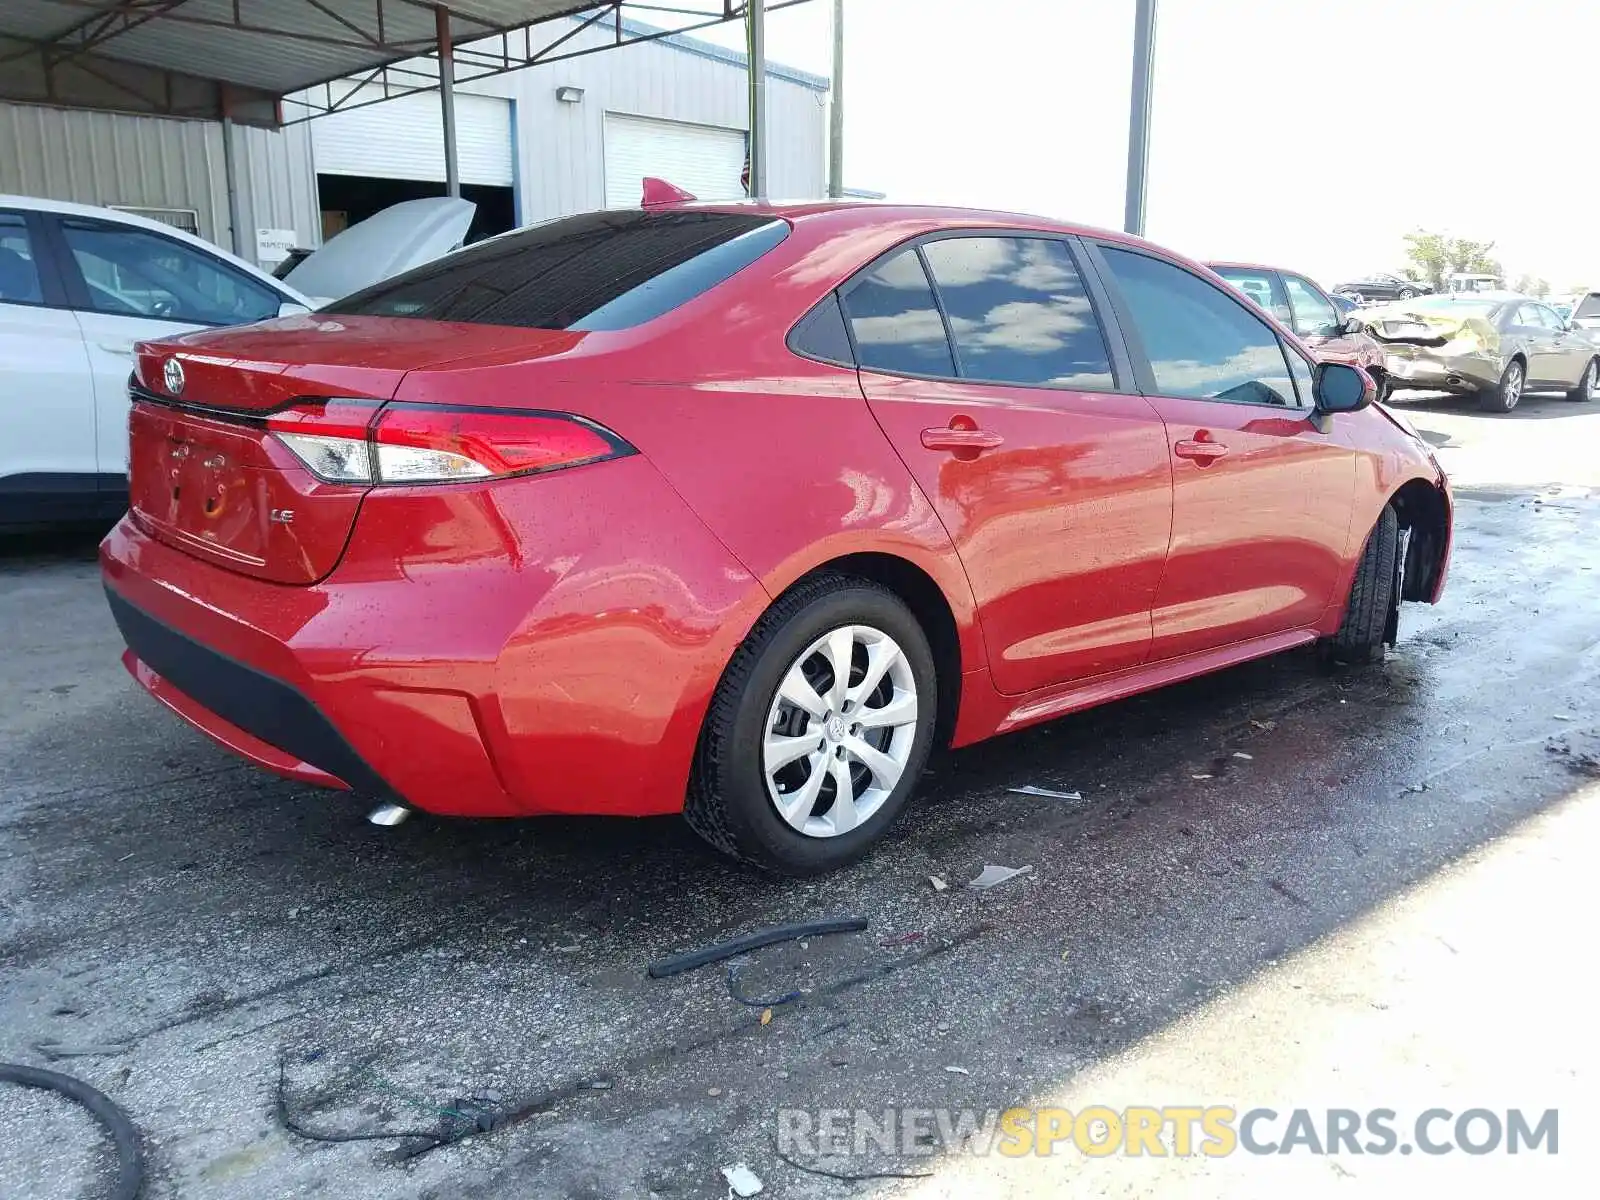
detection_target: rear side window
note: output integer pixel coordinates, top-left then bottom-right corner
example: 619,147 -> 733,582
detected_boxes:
324,210 -> 788,330
0,213 -> 44,305
60,219 -> 281,324
789,292 -> 855,365
1576,294 -> 1600,319
920,237 -> 1114,389
840,249 -> 956,377
1100,246 -> 1297,407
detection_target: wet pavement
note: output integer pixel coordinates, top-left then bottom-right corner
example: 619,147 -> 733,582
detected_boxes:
2,388 -> 1597,1198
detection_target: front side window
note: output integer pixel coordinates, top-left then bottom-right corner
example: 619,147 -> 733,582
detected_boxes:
1283,274 -> 1339,337
840,249 -> 956,377
0,212 -> 44,305
1213,267 -> 1291,324
1100,246 -> 1297,407
326,210 -> 788,331
61,220 -> 280,324
919,236 -> 1114,389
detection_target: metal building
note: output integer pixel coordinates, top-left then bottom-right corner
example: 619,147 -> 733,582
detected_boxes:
0,12 -> 827,268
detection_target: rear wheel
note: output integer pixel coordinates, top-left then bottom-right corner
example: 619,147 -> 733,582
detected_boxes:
1398,286 -> 1420,300
685,574 -> 937,874
1567,357 -> 1598,402
1479,358 -> 1525,413
1321,505 -> 1400,666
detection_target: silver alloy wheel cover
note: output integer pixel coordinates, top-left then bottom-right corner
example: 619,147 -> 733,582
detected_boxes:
761,623 -> 919,839
1504,362 -> 1523,409
1584,360 -> 1597,401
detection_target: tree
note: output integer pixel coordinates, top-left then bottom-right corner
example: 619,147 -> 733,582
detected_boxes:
1401,230 -> 1502,290
1512,274 -> 1550,298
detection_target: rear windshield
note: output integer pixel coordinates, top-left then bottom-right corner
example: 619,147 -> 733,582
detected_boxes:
1407,296 -> 1499,318
323,210 -> 788,331
1576,294 -> 1600,318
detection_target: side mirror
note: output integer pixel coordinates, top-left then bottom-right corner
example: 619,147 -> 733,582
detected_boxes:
1314,361 -> 1375,414
1341,315 -> 1366,335
277,300 -> 311,318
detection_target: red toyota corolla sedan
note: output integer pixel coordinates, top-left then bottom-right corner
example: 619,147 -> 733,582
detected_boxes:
101,200 -> 1453,874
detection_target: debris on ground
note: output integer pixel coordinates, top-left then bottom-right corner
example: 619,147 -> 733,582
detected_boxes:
726,959 -> 802,1008
1191,773 -> 1214,781
943,1065 -> 969,1074
929,876 -> 948,892
1008,785 -> 1083,800
879,931 -> 925,948
1232,752 -> 1254,761
33,1040 -> 132,1061
967,864 -> 1032,890
721,1162 -> 764,1196
647,918 -> 868,979
1552,713 -> 1574,721
1250,719 -> 1277,731
774,1147 -> 934,1182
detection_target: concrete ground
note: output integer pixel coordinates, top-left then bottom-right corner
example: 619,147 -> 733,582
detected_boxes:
2,387 -> 1597,1198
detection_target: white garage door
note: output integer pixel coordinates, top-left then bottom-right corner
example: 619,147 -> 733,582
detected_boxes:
603,113 -> 747,208
312,89 -> 513,187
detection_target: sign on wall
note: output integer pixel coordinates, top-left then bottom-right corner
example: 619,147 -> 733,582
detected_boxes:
255,228 -> 298,265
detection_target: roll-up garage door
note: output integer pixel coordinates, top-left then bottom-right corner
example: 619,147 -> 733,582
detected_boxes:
312,89 -> 513,186
603,113 -> 747,208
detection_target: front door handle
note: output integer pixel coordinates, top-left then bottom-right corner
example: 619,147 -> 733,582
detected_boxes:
1174,437 -> 1229,462
921,426 -> 1004,453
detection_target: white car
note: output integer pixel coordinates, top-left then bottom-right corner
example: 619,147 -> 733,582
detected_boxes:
0,194 -> 475,528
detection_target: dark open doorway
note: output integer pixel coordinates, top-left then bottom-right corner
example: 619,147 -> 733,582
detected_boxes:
315,175 -> 516,245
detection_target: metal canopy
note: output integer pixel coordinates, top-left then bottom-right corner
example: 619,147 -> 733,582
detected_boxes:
0,1 -> 779,126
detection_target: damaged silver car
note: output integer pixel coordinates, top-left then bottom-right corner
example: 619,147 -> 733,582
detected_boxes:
1362,293 -> 1599,413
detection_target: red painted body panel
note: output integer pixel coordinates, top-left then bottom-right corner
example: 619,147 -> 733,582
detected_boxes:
103,202 -> 1453,825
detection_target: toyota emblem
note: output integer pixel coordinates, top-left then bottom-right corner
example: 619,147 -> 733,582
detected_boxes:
163,356 -> 185,395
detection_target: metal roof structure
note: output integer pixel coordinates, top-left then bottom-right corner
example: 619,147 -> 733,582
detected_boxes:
0,1 -> 801,126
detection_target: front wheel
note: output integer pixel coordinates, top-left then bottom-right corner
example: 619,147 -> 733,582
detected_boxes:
1321,505 -> 1400,666
1398,287 -> 1420,300
685,575 -> 937,874
1479,359 -> 1525,413
1567,357 -> 1598,403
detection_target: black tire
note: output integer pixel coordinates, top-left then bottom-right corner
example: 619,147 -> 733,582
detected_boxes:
1478,358 -> 1525,413
684,574 -> 937,874
1567,357 -> 1598,403
1322,505 -> 1399,666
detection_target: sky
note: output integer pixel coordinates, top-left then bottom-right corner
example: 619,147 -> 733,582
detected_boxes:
693,0 -> 1600,294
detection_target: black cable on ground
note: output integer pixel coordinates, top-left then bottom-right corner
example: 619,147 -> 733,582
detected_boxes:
0,1062 -> 144,1200
773,1145 -> 932,1181
647,917 -> 868,979
274,1057 -> 447,1152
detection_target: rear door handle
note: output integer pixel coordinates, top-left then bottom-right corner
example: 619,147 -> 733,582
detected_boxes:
921,427 -> 1004,453
1174,437 -> 1229,462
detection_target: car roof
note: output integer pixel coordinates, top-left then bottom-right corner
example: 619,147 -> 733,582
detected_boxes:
0,192 -> 307,305
662,197 -> 1149,249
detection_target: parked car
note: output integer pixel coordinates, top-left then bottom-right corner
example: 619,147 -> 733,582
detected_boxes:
101,199 -> 1453,874
0,195 -> 474,527
1567,291 -> 1600,336
1360,292 -> 1599,412
1445,272 -> 1502,294
1332,272 -> 1428,304
1209,261 -> 1391,397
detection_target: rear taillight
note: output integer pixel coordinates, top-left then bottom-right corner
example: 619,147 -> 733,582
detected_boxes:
265,400 -> 634,485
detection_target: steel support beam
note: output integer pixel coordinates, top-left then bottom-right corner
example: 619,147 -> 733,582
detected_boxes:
1123,0 -> 1157,237
747,0 -> 767,199
436,4 -> 460,198
827,0 -> 843,198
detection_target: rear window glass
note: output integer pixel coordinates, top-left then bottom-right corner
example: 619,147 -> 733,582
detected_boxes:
1576,294 -> 1600,318
323,210 -> 788,331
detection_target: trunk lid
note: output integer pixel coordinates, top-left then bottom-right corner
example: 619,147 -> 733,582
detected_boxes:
281,197 -> 476,304
129,317 -> 587,584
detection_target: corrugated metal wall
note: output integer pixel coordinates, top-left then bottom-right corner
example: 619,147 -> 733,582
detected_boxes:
2,17 -> 826,267
0,103 -> 231,244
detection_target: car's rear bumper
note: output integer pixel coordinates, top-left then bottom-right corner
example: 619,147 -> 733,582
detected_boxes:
1381,345 -> 1501,392
99,456 -> 768,819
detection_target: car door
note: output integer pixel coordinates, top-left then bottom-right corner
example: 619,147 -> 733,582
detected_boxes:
1532,302 -> 1591,383
0,209 -> 100,512
1511,303 -> 1565,386
842,234 -> 1173,694
48,214 -> 286,482
1088,242 -> 1357,662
